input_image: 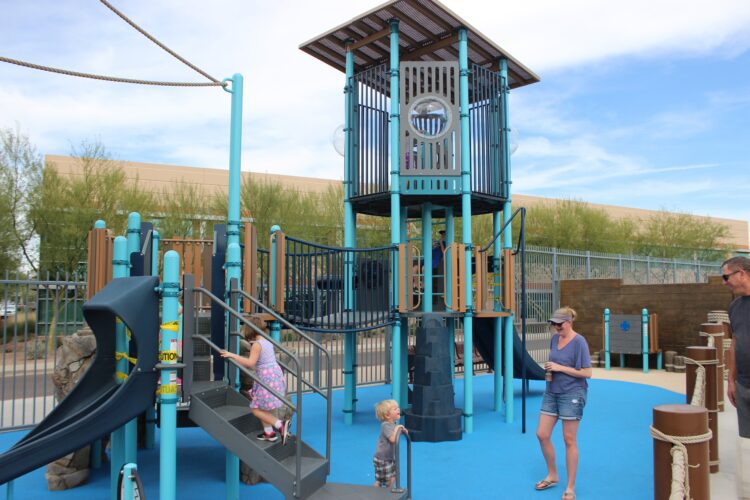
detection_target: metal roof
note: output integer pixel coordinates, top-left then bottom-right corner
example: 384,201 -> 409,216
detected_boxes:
299,0 -> 539,89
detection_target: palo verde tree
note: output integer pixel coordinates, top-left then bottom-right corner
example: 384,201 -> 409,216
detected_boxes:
633,210 -> 730,261
33,141 -> 154,275
0,126 -> 44,274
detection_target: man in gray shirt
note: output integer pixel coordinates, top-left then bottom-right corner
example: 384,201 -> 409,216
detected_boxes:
722,256 -> 750,437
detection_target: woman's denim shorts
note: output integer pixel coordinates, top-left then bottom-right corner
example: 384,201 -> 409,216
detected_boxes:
540,390 -> 587,420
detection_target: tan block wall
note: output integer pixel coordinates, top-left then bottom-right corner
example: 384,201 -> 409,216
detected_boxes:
559,276 -> 734,356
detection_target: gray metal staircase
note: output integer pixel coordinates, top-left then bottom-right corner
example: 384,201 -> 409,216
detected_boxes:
182,275 -> 410,499
189,384 -> 328,499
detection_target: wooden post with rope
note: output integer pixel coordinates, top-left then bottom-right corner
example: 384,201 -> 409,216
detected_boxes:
651,404 -> 710,500
685,346 -> 720,473
698,323 -> 725,412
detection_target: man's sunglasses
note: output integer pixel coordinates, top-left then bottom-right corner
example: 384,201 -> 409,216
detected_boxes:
722,270 -> 741,281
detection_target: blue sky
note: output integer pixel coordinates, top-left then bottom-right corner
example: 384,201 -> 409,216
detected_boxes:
1,0 -> 749,235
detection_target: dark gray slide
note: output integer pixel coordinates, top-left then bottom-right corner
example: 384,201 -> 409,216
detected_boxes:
0,276 -> 160,485
473,317 -> 546,380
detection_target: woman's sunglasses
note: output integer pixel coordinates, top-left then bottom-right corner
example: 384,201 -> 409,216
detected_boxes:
549,321 -> 565,327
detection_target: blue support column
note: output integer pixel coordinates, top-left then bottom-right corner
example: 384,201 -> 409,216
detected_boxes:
446,210 -> 456,380
642,308 -> 649,373
604,308 -> 610,370
500,58 -> 514,423
225,243 -> 242,499
159,251 -> 181,500
458,28 -> 474,433
421,204 -> 433,313
399,208 -> 409,404
493,212 -> 502,412
389,18 -> 405,410
124,213 -> 140,464
222,72 -> 243,500
144,229 -> 160,450
110,235 -> 128,500
343,45 -> 358,424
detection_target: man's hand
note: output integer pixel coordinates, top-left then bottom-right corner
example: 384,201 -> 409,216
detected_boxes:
728,380 -> 737,407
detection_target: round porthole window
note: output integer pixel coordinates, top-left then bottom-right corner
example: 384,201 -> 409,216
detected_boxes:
408,96 -> 451,139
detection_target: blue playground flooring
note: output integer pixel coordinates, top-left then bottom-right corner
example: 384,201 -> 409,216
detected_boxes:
0,374 -> 682,499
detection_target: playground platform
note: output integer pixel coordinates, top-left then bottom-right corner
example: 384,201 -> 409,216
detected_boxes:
0,369 -> 742,499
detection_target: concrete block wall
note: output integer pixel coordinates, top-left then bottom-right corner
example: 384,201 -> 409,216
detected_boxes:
559,276 -> 734,356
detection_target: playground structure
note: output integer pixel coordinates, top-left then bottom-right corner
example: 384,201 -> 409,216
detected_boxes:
603,308 -> 662,373
0,1 -> 548,498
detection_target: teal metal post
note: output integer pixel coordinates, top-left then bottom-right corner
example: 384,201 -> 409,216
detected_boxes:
642,308 -> 649,373
422,204 -> 433,312
458,27 -> 474,433
225,242 -> 242,498
389,19 -> 404,409
110,235 -> 128,500
343,46 -> 357,424
399,208 -> 409,404
125,213 -> 140,464
90,221 -> 105,469
222,72 -> 243,500
500,59 -> 514,423
493,212 -> 502,412
121,463 -> 139,500
159,250 -> 181,500
446,210 -> 456,380
604,308 -> 611,370
144,229 -> 160,450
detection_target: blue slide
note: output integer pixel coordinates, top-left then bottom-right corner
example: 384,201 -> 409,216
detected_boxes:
473,317 -> 546,380
0,276 -> 160,485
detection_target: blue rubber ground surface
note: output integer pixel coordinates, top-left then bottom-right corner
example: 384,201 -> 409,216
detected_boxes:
0,374 -> 682,499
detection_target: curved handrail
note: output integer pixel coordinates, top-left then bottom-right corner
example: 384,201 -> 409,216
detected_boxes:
479,207 -> 526,254
392,427 -> 412,499
285,234 -> 395,254
190,286 -> 308,490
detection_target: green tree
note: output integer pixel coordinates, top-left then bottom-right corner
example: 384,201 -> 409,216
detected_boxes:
634,210 -> 730,260
33,141 -> 154,274
0,126 -> 43,273
156,181 -> 220,239
524,199 -> 637,253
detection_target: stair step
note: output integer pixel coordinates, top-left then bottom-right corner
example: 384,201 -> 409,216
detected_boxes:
214,404 -> 250,423
307,483 -> 408,499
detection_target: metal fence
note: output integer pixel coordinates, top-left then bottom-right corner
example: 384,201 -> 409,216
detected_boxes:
1,271 -> 87,431
0,247 -> 723,431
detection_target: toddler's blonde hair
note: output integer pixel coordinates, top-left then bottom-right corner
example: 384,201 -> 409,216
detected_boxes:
375,399 -> 398,421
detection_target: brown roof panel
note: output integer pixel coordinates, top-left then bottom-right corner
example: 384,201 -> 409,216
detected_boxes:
299,0 -> 540,89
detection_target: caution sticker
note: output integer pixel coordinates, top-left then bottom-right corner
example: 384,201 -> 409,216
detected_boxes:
158,384 -> 177,395
161,320 -> 180,332
159,350 -> 179,362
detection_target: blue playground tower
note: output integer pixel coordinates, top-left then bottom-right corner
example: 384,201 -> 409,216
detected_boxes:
300,0 -> 539,433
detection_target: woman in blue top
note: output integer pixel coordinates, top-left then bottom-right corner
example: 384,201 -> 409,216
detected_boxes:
534,307 -> 592,500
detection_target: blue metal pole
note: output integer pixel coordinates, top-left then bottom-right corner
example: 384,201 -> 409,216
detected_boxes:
110,235 -> 128,500
642,308 -> 649,373
446,210 -> 456,380
389,18 -> 404,409
604,308 -> 611,370
493,212 -> 502,412
121,463 -> 139,500
422,204 -> 433,313
159,251 -> 180,500
144,229 -> 160,450
91,220 -> 106,469
458,27 -> 474,433
399,207 -> 409,404
343,46 -> 357,424
124,213 -> 140,465
225,242 -> 242,498
225,74 -> 243,251
500,58 -> 514,424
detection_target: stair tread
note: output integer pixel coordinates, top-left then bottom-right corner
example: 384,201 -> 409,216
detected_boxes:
278,453 -> 327,474
307,482 -> 407,499
214,404 -> 250,422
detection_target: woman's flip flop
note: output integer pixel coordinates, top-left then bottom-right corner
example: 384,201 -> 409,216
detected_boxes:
535,479 -> 559,491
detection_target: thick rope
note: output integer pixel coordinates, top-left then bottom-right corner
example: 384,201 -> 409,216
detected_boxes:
707,312 -> 729,323
0,56 -> 224,87
683,357 -> 713,408
650,426 -> 713,500
98,0 -> 223,85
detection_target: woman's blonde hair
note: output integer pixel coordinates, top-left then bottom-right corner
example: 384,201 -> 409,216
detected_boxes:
375,399 -> 398,421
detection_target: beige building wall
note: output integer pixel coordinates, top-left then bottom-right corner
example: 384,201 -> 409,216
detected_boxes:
46,154 -> 749,249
